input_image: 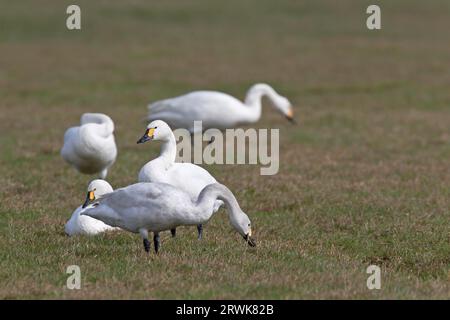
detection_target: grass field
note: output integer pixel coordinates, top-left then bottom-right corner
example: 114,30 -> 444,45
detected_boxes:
0,0 -> 449,299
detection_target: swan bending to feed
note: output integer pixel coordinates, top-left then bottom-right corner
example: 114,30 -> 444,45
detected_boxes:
61,113 -> 117,179
82,182 -> 256,253
137,120 -> 223,239
147,83 -> 295,133
65,179 -> 119,236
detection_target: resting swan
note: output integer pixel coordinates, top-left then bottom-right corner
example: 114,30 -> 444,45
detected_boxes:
61,113 -> 117,179
137,120 -> 223,239
147,83 -> 295,133
65,179 -> 119,236
82,182 -> 255,253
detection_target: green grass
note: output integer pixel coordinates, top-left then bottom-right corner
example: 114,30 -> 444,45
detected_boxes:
0,0 -> 449,299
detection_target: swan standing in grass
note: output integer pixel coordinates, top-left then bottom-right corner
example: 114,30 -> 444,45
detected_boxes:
147,83 -> 295,133
61,113 -> 117,179
137,120 -> 223,239
65,180 -> 119,236
82,182 -> 255,253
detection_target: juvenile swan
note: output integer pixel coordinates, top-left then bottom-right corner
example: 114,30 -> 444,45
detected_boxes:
61,113 -> 117,179
137,120 -> 223,239
147,83 -> 295,133
82,182 -> 256,253
65,179 -> 119,236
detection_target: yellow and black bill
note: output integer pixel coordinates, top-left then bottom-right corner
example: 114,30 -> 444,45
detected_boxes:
137,128 -> 155,144
243,230 -> 256,247
82,190 -> 95,209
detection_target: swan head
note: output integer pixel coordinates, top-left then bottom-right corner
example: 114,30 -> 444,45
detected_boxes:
272,95 -> 295,124
137,120 -> 173,144
230,210 -> 256,247
82,179 -> 113,208
247,83 -> 295,124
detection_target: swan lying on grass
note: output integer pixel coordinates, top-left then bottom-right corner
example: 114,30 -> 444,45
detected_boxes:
147,83 -> 295,134
65,180 -> 119,236
137,120 -> 223,239
61,113 -> 117,179
82,182 -> 256,253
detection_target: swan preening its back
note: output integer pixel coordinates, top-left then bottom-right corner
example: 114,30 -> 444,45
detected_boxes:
61,113 -> 117,179
82,182 -> 255,253
147,83 -> 295,133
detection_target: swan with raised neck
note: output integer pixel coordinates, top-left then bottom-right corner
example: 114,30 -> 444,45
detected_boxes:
137,120 -> 223,239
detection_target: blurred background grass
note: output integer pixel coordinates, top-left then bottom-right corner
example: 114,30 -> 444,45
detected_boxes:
0,0 -> 449,299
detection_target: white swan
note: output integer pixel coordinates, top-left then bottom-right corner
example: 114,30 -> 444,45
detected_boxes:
147,83 -> 295,133
61,113 -> 117,179
137,120 -> 223,239
65,179 -> 119,236
82,182 -> 255,253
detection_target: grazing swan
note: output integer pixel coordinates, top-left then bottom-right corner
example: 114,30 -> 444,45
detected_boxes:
65,179 -> 119,236
61,113 -> 117,179
147,83 -> 295,133
82,182 -> 256,253
137,120 -> 223,239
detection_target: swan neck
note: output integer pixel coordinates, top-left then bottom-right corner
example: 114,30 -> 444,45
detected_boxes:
81,113 -> 114,137
244,84 -> 280,122
159,134 -> 177,167
196,184 -> 242,223
244,88 -> 263,107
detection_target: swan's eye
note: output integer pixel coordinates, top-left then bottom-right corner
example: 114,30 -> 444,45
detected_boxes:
248,223 -> 251,227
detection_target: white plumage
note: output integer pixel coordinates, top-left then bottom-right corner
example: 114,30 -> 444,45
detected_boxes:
147,83 -> 295,133
61,113 -> 117,179
65,179 -> 119,236
82,182 -> 255,253
137,120 -> 223,238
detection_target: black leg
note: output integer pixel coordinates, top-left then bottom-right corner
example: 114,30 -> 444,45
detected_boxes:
153,233 -> 160,254
170,228 -> 176,237
143,238 -> 150,253
197,224 -> 203,240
